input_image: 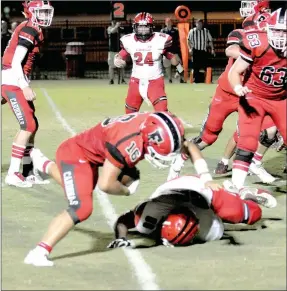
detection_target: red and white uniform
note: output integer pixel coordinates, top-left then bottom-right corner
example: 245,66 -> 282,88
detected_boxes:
1,20 -> 43,132
133,175 -> 262,241
119,32 -> 173,113
236,30 -> 287,154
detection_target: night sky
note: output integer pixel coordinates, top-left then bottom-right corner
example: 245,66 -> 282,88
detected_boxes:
2,1 -> 286,16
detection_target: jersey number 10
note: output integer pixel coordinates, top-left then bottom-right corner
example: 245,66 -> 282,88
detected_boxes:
134,52 -> 154,66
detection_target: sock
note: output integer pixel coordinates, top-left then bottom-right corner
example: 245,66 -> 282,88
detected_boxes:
252,152 -> 263,165
37,242 -> 52,255
22,143 -> 34,177
221,158 -> 229,166
181,153 -> 188,161
8,143 -> 26,175
232,160 -> 251,189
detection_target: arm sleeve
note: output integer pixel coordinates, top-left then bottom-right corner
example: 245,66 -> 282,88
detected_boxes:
18,26 -> 39,50
227,30 -> 243,46
207,30 -> 213,42
11,45 -> 29,89
163,35 -> 174,59
239,38 -> 253,64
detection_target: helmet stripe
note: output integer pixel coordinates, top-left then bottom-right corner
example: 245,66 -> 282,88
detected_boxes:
155,112 -> 181,152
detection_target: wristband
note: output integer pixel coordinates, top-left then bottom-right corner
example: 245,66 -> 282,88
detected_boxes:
194,158 -> 210,177
200,173 -> 213,183
233,84 -> 243,94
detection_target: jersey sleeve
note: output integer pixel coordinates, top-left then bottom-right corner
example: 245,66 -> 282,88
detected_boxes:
119,34 -> 131,54
239,35 -> 254,64
105,137 -> 143,169
226,30 -> 243,46
18,26 -> 40,50
163,35 -> 174,59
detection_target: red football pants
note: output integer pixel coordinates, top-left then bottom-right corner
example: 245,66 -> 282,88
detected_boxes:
125,77 -> 168,113
56,139 -> 98,224
200,85 -> 239,145
237,96 -> 286,153
2,85 -> 38,133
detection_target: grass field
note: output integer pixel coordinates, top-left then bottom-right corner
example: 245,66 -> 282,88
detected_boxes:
2,80 -> 286,290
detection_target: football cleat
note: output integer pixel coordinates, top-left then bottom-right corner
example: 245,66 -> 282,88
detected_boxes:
249,162 -> 276,184
5,172 -> 32,188
24,248 -> 53,267
26,173 -> 50,185
214,161 -> 229,175
239,187 -> 277,208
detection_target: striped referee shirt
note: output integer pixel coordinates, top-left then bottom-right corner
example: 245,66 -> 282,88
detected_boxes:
187,27 -> 213,51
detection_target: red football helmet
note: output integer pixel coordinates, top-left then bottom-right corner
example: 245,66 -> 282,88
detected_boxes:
240,0 -> 270,18
267,8 -> 287,51
161,209 -> 199,246
133,12 -> 154,41
141,112 -> 184,169
22,0 -> 54,27
242,12 -> 270,30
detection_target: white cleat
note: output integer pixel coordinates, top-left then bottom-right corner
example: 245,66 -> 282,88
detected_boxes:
239,187 -> 277,208
24,249 -> 54,267
5,172 -> 32,188
249,162 -> 277,184
167,154 -> 185,181
30,148 -> 52,174
26,174 -> 50,185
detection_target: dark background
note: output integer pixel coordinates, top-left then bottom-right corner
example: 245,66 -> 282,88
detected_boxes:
2,1 -> 287,16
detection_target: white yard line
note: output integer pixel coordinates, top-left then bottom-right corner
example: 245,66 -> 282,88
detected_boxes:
41,88 -> 160,290
179,117 -> 193,128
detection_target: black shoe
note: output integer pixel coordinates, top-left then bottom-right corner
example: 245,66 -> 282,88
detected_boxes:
284,166 -> 287,174
109,80 -> 114,85
214,161 -> 229,175
121,79 -> 126,84
169,79 -> 172,83
180,79 -> 186,83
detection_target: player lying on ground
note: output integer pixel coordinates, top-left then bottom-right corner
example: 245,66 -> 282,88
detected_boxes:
24,111 -> 221,267
228,7 -> 287,189
2,0 -> 54,187
114,12 -> 184,113
107,175 -> 276,249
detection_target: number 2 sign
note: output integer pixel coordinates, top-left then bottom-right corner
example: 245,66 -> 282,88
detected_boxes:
111,2 -> 126,20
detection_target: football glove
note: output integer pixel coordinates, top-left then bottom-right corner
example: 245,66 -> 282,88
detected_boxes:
128,179 -> 140,195
107,237 -> 133,249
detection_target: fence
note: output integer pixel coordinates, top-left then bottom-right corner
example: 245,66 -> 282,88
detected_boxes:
30,18 -> 242,80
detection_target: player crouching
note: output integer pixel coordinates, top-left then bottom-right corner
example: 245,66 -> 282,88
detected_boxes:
107,175 -> 277,249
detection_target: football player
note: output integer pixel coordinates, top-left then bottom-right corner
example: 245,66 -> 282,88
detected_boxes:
23,111 -> 221,266
167,10 -> 277,184
114,12 -> 184,113
107,175 -> 276,248
239,0 -> 271,18
2,0 -> 54,187
228,7 -> 287,189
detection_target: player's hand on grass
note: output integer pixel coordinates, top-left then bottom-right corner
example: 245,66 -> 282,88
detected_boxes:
204,181 -> 222,191
107,237 -> 132,248
161,238 -> 174,247
234,84 -> 252,97
127,179 -> 140,195
23,86 -> 36,101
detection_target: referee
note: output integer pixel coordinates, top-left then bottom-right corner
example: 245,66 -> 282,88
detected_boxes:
161,18 -> 185,83
187,19 -> 215,83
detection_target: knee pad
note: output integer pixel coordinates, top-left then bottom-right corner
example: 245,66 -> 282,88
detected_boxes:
153,97 -> 168,111
242,200 -> 262,225
259,129 -> 278,148
67,202 -> 93,225
234,148 -> 254,163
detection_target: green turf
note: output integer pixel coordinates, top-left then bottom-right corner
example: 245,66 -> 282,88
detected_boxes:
2,80 -> 286,290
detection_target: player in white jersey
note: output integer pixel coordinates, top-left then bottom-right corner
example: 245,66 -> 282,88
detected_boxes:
114,12 -> 184,114
107,175 -> 276,248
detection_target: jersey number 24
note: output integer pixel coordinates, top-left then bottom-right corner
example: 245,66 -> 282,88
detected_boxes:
134,52 -> 154,66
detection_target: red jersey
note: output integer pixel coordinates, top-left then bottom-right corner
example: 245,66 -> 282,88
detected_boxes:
240,30 -> 287,100
73,113 -> 150,169
218,29 -> 245,94
2,20 -> 43,76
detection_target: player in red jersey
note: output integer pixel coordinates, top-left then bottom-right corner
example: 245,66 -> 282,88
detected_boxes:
228,7 -> 287,189
114,12 -> 184,113
2,0 -> 54,187
23,111 -> 221,266
107,176 -> 276,249
167,14 -> 276,183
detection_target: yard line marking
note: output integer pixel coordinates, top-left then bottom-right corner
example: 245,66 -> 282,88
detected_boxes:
41,88 -> 160,291
179,117 -> 193,128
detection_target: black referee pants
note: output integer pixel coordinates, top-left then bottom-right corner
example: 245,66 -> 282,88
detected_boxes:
192,49 -> 208,83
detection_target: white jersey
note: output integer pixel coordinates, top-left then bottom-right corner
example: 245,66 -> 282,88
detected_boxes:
120,32 -> 172,80
135,175 -> 224,242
